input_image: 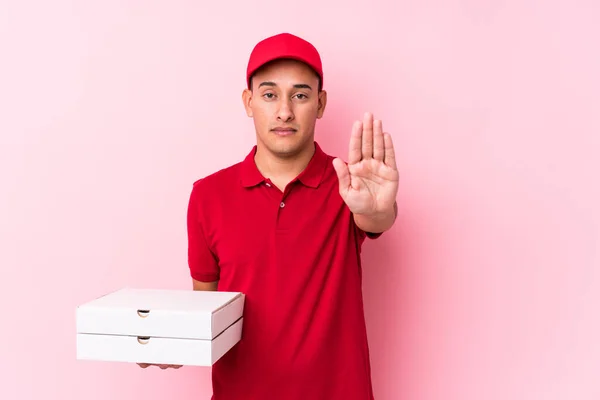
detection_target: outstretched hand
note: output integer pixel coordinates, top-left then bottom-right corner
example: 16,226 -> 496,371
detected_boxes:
332,112 -> 399,218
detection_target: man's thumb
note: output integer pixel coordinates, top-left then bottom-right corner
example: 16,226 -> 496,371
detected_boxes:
332,158 -> 350,195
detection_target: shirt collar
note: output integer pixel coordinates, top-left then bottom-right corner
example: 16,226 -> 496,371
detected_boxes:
240,141 -> 328,189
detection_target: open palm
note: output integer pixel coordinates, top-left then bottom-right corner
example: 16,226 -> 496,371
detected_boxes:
332,113 -> 399,216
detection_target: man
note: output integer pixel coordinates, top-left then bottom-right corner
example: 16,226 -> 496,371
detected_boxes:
142,32 -> 399,400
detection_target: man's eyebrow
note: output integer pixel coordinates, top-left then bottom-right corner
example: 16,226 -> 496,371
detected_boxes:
257,82 -> 313,90
293,84 -> 313,90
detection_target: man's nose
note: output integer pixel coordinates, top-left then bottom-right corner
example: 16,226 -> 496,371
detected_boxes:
277,99 -> 294,122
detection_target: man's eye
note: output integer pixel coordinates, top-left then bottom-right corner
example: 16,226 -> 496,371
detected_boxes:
295,94 -> 307,100
263,93 -> 275,99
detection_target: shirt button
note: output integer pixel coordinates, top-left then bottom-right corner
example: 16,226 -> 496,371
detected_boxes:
280,202 -> 285,208
265,183 -> 271,187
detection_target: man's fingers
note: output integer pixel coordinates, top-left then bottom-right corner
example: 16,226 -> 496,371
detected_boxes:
348,121 -> 362,164
373,119 -> 384,161
383,132 -> 397,170
361,112 -> 373,159
138,363 -> 182,369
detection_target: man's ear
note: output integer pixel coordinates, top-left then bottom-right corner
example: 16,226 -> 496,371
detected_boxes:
242,88 -> 253,117
317,90 -> 327,119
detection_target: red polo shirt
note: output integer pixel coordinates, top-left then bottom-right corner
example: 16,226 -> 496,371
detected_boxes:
187,141 -> 382,400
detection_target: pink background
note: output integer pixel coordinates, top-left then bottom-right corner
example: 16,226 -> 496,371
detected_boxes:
1,1 -> 599,399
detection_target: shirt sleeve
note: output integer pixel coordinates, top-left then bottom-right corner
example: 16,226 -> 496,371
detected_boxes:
187,181 -> 220,282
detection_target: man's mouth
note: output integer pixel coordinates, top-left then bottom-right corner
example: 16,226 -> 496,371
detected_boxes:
272,127 -> 297,136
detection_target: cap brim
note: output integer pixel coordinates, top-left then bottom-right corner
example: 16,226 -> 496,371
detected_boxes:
247,54 -> 320,88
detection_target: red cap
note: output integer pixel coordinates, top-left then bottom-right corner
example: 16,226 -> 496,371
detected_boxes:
246,33 -> 324,90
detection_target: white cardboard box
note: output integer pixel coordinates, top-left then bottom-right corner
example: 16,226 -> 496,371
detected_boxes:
76,288 -> 245,366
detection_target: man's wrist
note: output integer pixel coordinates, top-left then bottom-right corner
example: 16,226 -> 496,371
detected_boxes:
353,202 -> 397,233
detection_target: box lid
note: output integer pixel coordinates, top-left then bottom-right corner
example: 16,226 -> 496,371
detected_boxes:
76,288 -> 244,340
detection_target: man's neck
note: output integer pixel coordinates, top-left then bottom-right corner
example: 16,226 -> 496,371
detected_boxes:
254,142 -> 316,190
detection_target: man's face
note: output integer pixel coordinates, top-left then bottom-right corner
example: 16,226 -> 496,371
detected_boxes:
242,59 -> 327,159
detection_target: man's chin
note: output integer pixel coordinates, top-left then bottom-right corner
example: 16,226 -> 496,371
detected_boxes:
267,143 -> 307,159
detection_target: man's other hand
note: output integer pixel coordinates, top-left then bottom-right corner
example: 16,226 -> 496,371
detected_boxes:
137,363 -> 182,369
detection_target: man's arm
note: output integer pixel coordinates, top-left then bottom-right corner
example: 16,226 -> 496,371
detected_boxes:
193,279 -> 218,291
